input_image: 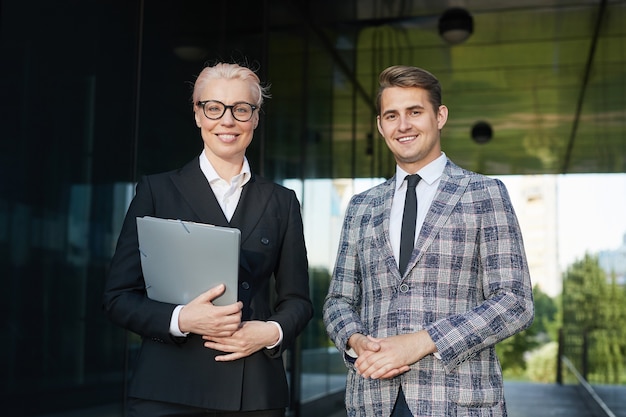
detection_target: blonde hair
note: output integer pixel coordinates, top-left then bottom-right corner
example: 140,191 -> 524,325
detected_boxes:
192,62 -> 271,107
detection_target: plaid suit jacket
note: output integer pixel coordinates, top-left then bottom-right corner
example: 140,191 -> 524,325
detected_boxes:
323,159 -> 534,417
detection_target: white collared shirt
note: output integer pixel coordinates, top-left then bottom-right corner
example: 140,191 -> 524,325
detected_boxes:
389,152 -> 447,267
199,150 -> 251,221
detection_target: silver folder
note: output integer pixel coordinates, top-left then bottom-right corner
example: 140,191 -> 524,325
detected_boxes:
136,216 -> 240,306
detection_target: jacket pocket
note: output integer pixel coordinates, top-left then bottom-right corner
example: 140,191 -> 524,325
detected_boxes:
446,350 -> 504,407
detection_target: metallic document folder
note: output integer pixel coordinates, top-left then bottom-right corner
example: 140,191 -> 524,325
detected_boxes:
137,216 -> 240,306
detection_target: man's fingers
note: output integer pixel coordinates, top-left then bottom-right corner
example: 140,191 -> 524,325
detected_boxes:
372,365 -> 410,380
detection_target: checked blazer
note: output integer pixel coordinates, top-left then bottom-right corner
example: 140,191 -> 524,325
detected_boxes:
323,159 -> 534,417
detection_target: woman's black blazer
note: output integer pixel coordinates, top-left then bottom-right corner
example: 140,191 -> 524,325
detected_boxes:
103,158 -> 313,410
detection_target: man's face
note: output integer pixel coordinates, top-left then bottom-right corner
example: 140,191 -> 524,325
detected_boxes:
377,86 -> 448,173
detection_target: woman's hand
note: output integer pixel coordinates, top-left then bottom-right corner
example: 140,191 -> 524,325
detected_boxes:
178,284 -> 243,337
203,320 -> 280,361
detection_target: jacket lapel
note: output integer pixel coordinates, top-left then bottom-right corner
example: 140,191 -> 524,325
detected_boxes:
408,160 -> 471,273
228,175 -> 274,275
169,159 -> 230,226
229,175 -> 271,245
370,178 -> 400,278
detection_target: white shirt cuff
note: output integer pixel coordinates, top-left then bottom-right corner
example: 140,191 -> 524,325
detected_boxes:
266,321 -> 283,349
169,305 -> 189,337
346,347 -> 358,358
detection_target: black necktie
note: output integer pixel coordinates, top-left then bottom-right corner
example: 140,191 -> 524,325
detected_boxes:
399,174 -> 421,274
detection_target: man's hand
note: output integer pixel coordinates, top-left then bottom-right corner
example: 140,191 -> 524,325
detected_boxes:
178,284 -> 243,337
348,333 -> 380,357
352,330 -> 437,380
203,321 -> 280,361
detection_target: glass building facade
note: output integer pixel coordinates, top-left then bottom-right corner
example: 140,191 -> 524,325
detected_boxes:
1,1 -> 372,415
5,1 -> 624,415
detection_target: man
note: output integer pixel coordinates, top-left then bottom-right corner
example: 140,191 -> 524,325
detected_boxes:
323,65 -> 534,417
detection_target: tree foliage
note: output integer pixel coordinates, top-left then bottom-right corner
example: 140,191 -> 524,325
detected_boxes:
526,342 -> 558,383
531,285 -> 558,342
561,253 -> 626,383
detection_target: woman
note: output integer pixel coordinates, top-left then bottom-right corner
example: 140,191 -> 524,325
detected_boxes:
103,62 -> 313,417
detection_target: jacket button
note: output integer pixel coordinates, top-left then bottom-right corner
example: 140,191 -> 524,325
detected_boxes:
241,281 -> 250,290
260,237 -> 270,245
399,283 -> 409,293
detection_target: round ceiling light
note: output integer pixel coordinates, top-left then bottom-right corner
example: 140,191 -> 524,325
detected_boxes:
438,8 -> 474,45
471,121 -> 493,144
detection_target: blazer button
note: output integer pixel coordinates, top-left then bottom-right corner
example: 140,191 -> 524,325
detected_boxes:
241,281 -> 250,290
399,283 -> 409,293
260,237 -> 270,245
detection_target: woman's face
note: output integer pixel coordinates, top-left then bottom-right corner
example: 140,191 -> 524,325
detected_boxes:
194,78 -> 259,165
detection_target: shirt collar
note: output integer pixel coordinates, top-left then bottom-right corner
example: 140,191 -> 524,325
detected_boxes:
199,150 -> 251,186
395,152 -> 447,191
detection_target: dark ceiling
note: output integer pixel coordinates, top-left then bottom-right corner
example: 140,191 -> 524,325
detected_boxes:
297,0 -> 626,175
154,0 -> 626,176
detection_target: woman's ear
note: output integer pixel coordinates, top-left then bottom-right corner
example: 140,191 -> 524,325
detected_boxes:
194,108 -> 202,128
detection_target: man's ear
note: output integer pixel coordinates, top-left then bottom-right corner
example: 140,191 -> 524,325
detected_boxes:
194,109 -> 202,128
437,105 -> 449,130
376,116 -> 383,136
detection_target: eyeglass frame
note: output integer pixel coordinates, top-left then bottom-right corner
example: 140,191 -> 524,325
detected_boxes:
196,99 -> 258,122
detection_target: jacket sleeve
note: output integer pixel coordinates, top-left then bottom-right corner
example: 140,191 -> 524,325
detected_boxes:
322,194 -> 369,367
102,176 -> 180,344
424,178 -> 534,372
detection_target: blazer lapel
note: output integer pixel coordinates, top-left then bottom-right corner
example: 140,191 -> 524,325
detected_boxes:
229,175 -> 271,245
409,160 -> 471,271
370,178 -> 400,278
169,159 -> 230,226
228,175 -> 273,275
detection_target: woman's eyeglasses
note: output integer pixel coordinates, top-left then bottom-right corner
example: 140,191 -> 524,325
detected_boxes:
196,100 -> 257,122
